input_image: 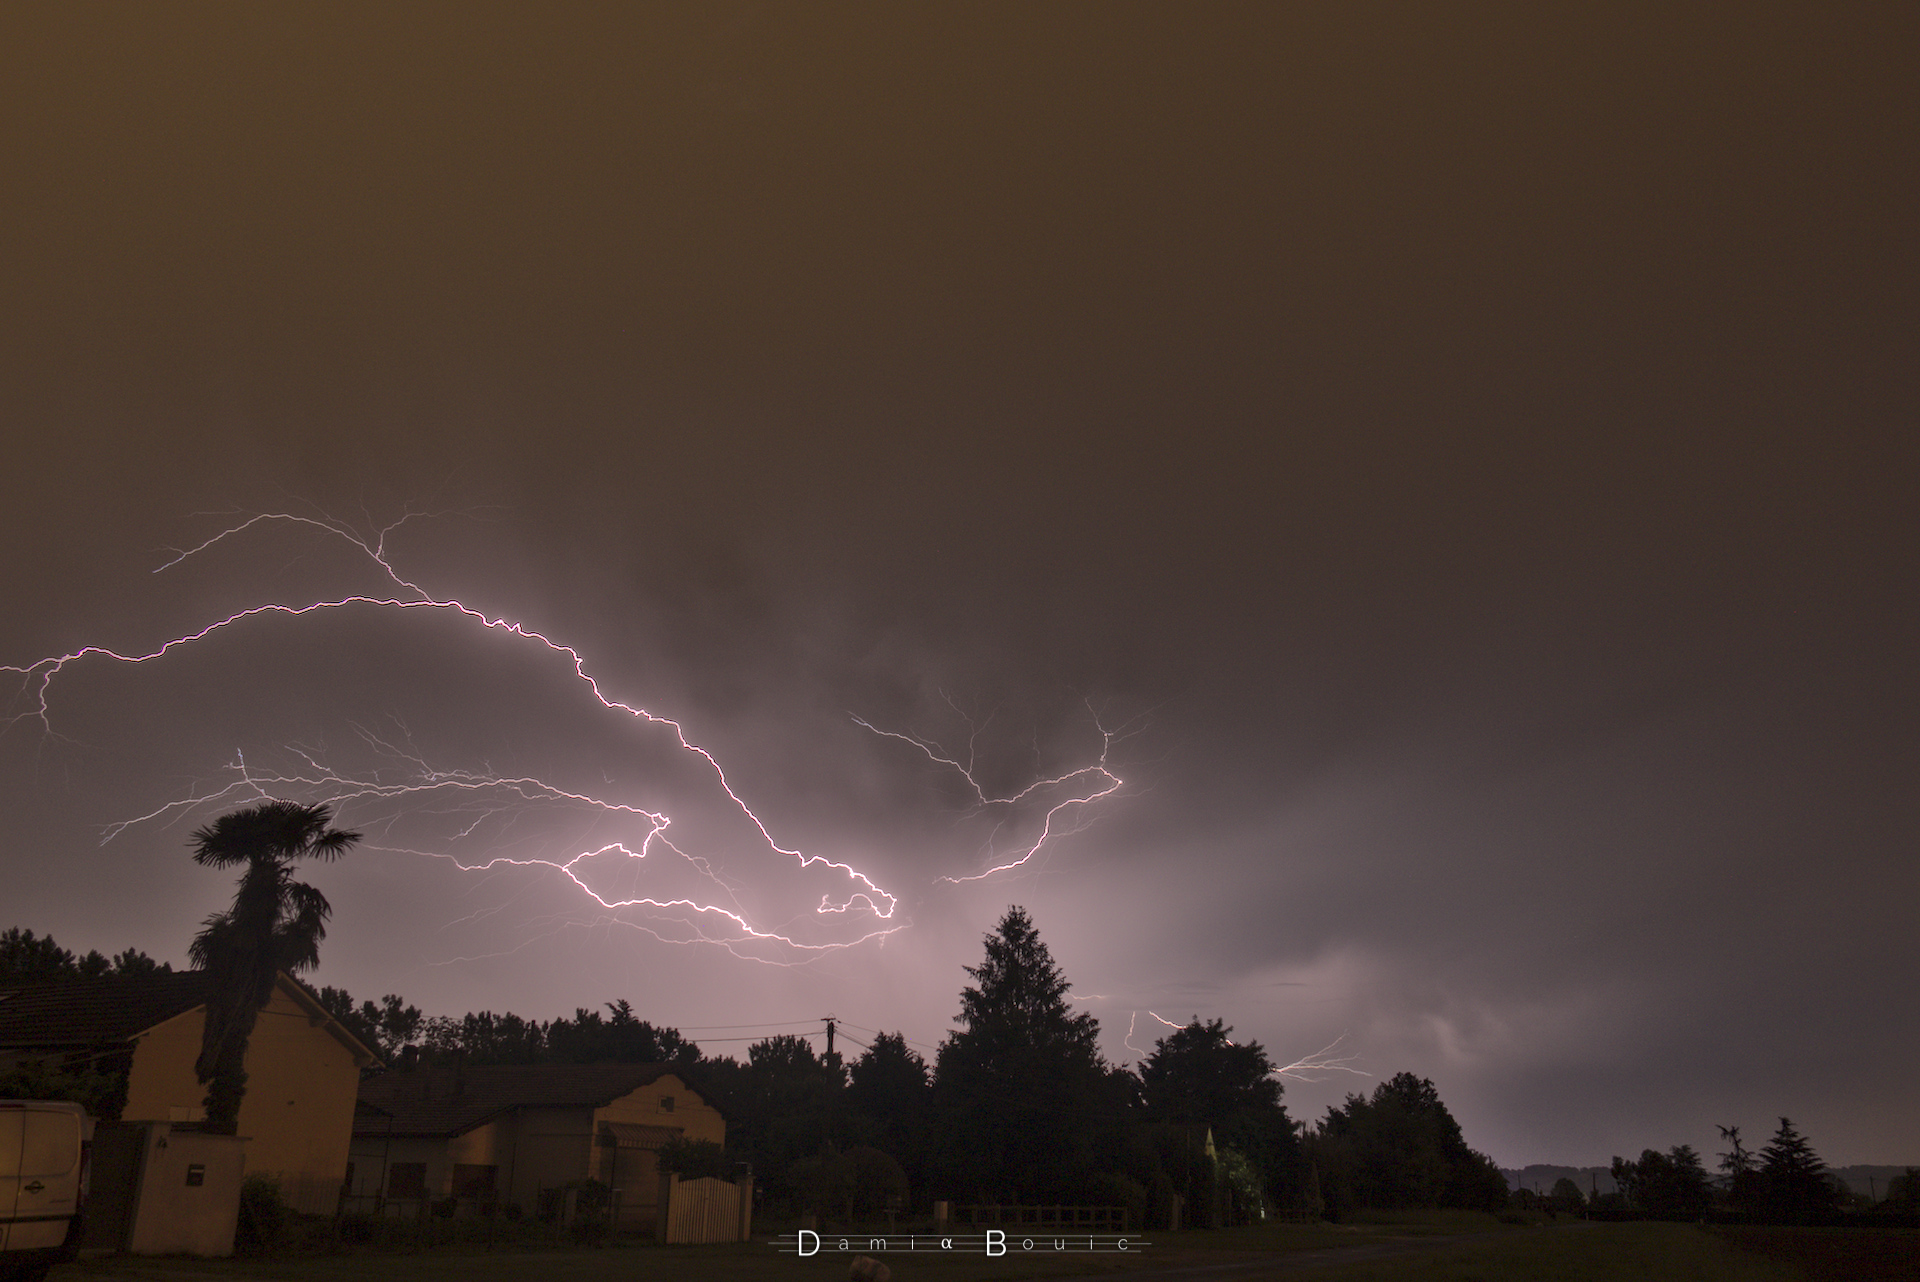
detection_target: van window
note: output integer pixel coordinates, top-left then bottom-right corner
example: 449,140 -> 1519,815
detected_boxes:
22,1110 -> 78,1177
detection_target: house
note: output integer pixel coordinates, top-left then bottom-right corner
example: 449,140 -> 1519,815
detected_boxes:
0,970 -> 379,1213
350,1061 -> 724,1230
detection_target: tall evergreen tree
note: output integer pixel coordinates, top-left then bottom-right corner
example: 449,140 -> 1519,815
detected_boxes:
933,906 -> 1110,1202
1757,1117 -> 1837,1224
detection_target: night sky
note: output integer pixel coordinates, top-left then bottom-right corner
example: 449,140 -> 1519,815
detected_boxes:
4,5 -> 1914,1170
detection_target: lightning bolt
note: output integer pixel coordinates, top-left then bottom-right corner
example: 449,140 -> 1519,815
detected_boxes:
5,508 -> 909,963
852,699 -> 1132,884
1271,1034 -> 1369,1084
1094,1000 -> 1369,1082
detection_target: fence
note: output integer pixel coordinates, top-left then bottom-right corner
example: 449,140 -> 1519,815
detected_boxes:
949,1204 -> 1128,1232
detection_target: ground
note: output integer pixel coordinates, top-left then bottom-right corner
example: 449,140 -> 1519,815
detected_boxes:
51,1216 -> 1918,1281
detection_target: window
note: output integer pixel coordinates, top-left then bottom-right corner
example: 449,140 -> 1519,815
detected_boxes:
451,1164 -> 497,1198
387,1162 -> 427,1198
20,1111 -> 78,1177
660,1095 -> 675,1113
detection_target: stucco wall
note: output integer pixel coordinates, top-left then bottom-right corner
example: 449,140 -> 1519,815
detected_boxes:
505,1105 -> 594,1209
125,1127 -> 246,1257
593,1073 -> 723,1225
122,978 -> 364,1211
594,1073 -> 723,1146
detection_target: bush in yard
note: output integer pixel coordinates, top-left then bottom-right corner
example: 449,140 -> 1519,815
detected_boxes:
234,1175 -> 289,1255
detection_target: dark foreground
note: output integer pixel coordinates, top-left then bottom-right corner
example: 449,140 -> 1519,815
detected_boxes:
47,1218 -> 1920,1282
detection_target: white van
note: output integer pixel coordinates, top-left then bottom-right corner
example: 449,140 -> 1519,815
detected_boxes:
1,1101 -> 91,1282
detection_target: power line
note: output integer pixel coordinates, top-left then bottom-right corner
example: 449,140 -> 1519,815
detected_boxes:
836,1019 -> 940,1053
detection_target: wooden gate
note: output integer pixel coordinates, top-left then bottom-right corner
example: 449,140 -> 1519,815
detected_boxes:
661,1174 -> 751,1243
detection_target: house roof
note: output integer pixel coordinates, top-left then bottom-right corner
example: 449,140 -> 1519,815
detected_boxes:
0,971 -> 212,1047
355,1062 -> 703,1138
0,970 -> 380,1067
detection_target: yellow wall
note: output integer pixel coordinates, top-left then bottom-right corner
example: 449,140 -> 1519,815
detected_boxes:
592,1073 -> 723,1225
594,1073 -> 723,1148
122,978 -> 366,1212
505,1106 -> 595,1209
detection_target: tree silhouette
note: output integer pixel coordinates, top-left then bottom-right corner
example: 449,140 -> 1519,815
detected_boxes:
933,906 -> 1110,1202
1611,1146 -> 1711,1220
1138,1018 -> 1299,1209
848,1031 -> 931,1182
1312,1072 -> 1507,1214
188,800 -> 359,1132
0,927 -> 169,981
547,999 -> 701,1065
1757,1116 -> 1837,1224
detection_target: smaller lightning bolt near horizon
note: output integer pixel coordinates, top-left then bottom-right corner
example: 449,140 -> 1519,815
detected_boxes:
1086,998 -> 1368,1084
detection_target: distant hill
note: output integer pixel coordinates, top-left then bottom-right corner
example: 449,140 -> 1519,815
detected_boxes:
1503,1163 -> 1917,1201
1831,1166 -> 1918,1200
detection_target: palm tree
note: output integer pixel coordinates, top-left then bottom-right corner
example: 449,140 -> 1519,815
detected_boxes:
188,800 -> 360,1133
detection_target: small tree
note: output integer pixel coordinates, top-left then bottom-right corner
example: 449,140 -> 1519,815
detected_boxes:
1717,1124 -> 1762,1214
1548,1177 -> 1587,1217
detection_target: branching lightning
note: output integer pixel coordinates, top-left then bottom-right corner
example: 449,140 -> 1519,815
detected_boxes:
852,699 -> 1132,884
5,508 -> 938,963
1271,1034 -> 1369,1084
1093,1000 -> 1368,1083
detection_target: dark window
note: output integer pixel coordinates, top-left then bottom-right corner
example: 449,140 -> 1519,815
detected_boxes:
451,1164 -> 497,1198
660,1096 -> 674,1112
185,1164 -> 205,1187
387,1162 -> 427,1198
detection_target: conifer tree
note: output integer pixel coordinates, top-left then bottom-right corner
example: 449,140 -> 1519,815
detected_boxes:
933,906 -> 1111,1202
1757,1117 -> 1836,1224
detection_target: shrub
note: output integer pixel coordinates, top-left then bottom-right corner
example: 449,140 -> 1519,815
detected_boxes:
234,1176 -> 289,1255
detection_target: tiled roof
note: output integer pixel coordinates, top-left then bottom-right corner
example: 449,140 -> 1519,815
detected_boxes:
0,972 -> 212,1047
0,971 -> 380,1067
355,1062 -> 701,1138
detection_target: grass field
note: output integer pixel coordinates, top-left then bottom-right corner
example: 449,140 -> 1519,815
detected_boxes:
49,1217 -> 1918,1281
